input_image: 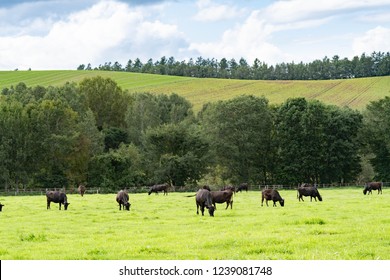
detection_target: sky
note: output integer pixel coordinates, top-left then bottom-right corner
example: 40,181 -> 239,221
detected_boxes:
0,0 -> 390,70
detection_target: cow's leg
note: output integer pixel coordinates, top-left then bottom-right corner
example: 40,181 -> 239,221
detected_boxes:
261,197 -> 264,207
230,200 -> 233,209
196,203 -> 199,215
47,201 -> 50,209
200,205 -> 205,216
59,203 -> 62,210
273,201 -> 276,207
266,200 -> 269,207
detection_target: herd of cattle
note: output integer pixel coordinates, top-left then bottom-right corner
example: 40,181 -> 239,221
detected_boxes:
0,182 -> 384,215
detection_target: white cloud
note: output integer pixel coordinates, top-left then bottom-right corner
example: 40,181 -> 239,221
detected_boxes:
189,10 -> 287,64
193,0 -> 245,22
0,0 -> 188,70
353,26 -> 390,55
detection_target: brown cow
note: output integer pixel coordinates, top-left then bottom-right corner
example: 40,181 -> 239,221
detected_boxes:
78,184 -> 86,197
363,182 -> 383,195
46,191 -> 70,210
211,190 -> 234,210
195,189 -> 215,217
261,189 -> 284,207
116,190 -> 131,211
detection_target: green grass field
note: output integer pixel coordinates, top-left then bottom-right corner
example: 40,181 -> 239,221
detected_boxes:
1,71 -> 389,112
0,188 -> 389,260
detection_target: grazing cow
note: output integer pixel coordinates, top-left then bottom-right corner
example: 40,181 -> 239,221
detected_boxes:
211,190 -> 234,210
195,189 -> 215,217
78,184 -> 86,197
261,189 -> 284,207
363,182 -> 383,195
116,190 -> 131,211
46,191 -> 70,210
297,186 -> 322,202
148,183 -> 169,195
0,203 -> 4,211
237,183 -> 249,192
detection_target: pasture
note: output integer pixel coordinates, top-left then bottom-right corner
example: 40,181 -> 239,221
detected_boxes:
0,188 -> 389,260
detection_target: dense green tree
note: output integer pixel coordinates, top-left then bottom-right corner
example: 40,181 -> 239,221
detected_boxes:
79,76 -> 128,130
361,97 -> 390,181
143,123 -> 209,186
199,95 -> 275,184
275,98 -> 362,184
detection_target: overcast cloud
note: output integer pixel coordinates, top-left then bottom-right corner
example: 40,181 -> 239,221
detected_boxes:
0,0 -> 389,70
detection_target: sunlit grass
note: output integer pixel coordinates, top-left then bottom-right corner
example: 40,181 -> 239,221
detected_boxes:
1,71 -> 389,112
0,188 -> 389,260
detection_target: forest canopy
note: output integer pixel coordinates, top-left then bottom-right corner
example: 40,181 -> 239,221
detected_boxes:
78,51 -> 390,80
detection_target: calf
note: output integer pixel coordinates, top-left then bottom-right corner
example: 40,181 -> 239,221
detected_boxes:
196,189 -> 215,217
261,189 -> 284,207
116,190 -> 131,211
148,183 -> 169,195
46,191 -> 70,210
363,182 -> 383,195
297,186 -> 322,202
211,190 -> 234,210
0,203 -> 4,211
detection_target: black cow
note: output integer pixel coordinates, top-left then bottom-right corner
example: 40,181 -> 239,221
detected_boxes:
261,189 -> 284,207
195,189 -> 215,217
148,183 -> 169,195
116,190 -> 131,210
78,184 -> 86,197
363,182 -> 383,195
46,191 -> 70,210
297,185 -> 322,202
0,203 -> 4,211
237,183 -> 249,192
211,190 -> 234,210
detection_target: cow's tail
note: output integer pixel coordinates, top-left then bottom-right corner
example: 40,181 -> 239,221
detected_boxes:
185,194 -> 196,197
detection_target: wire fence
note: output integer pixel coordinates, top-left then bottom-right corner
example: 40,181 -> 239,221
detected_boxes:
0,182 -> 388,196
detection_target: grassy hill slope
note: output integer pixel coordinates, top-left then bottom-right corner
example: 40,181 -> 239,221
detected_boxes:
1,70 -> 389,111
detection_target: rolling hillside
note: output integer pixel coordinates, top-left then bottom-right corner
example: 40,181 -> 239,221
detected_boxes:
1,70 -> 389,112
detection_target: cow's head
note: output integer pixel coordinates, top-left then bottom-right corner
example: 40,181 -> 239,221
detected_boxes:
279,199 -> 285,207
207,205 -> 215,217
64,202 -> 70,210
124,202 -> 131,211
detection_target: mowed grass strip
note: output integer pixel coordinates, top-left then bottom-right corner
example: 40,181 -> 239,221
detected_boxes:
1,71 -> 390,112
0,188 -> 389,260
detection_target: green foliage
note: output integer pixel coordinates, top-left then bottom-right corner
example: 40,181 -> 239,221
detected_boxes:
143,123 -> 209,186
79,76 -> 128,129
200,95 -> 275,184
275,98 -> 362,184
362,97 -> 390,180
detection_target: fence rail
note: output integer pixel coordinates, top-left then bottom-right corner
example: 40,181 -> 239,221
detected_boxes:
0,182 -> 388,196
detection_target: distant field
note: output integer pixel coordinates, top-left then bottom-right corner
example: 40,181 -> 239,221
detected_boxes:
1,71 -> 389,112
0,188 -> 389,260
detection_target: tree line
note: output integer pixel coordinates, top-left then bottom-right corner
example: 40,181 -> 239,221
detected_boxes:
0,76 -> 388,192
77,51 -> 390,80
